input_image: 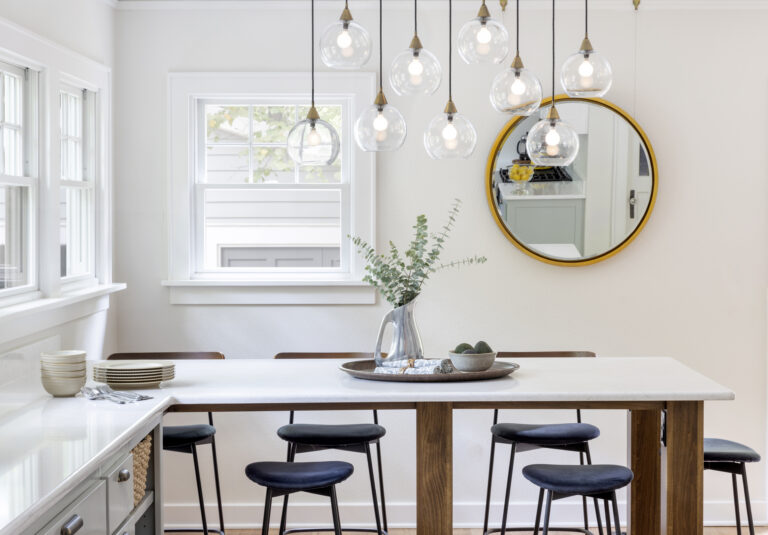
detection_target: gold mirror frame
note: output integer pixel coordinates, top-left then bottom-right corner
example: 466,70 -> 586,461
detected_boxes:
485,95 -> 658,267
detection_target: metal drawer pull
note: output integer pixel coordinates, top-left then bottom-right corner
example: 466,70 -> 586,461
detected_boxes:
117,469 -> 131,482
60,514 -> 83,535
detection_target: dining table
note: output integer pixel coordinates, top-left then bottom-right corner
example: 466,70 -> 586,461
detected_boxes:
159,355 -> 733,535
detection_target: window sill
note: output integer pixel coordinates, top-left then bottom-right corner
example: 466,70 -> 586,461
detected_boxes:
161,280 -> 376,305
0,283 -> 127,346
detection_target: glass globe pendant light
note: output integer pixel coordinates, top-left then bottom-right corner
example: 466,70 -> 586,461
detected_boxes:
424,0 -> 477,159
489,0 -> 542,115
560,0 -> 612,97
320,0 -> 372,69
287,0 -> 340,166
354,0 -> 407,152
526,0 -> 579,167
389,0 -> 441,96
457,0 -> 509,64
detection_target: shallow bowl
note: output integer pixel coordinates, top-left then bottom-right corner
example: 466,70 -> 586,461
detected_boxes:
448,351 -> 497,372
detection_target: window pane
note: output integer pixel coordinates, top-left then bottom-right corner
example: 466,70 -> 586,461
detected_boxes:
0,185 -> 28,289
204,145 -> 250,184
253,147 -> 294,184
3,73 -> 21,125
206,105 -> 249,144
203,188 -> 341,270
299,162 -> 342,184
3,128 -> 21,176
252,105 -> 294,144
60,91 -> 83,181
60,187 -> 92,278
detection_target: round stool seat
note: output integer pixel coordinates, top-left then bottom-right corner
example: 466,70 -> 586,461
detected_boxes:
491,422 -> 600,446
245,461 -> 354,491
523,464 -> 634,496
163,424 -> 216,452
704,438 -> 761,463
278,423 -> 386,447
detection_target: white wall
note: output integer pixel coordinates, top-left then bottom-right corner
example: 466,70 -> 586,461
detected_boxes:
0,0 -> 118,365
113,2 -> 768,529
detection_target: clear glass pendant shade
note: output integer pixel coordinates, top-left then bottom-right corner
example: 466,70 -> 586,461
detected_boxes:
560,48 -> 612,98
355,103 -> 407,152
423,111 -> 477,159
490,66 -> 542,115
526,112 -> 580,167
286,118 -> 341,165
320,19 -> 372,69
457,17 -> 509,64
389,46 -> 442,96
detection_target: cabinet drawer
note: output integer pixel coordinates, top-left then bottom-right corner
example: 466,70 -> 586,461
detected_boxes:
40,480 -> 107,535
106,454 -> 134,535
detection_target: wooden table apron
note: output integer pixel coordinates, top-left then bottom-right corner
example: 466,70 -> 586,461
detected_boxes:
169,399 -> 703,535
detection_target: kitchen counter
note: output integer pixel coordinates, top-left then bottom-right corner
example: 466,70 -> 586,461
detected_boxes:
0,357 -> 734,535
498,180 -> 585,200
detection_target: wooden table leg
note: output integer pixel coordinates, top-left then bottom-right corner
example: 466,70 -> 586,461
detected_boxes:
665,401 -> 703,535
627,409 -> 662,535
416,402 -> 453,535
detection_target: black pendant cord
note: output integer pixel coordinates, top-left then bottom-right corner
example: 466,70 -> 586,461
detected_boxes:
414,0 -> 418,36
551,0 -> 555,105
448,0 -> 452,102
379,0 -> 383,92
311,0 -> 315,108
515,0 -> 519,57
585,0 -> 589,38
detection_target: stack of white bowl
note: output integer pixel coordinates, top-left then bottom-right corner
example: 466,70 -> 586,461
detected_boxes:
40,350 -> 87,397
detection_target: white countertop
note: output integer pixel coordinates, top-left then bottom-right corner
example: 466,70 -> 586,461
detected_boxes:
498,180 -> 586,201
0,356 -> 734,534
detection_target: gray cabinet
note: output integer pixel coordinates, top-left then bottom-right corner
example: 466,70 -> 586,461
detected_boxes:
504,198 -> 585,255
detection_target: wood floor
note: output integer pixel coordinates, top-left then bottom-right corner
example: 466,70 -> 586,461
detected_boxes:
175,529 -> 766,534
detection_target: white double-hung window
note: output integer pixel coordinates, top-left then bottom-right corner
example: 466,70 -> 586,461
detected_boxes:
0,60 -> 36,297
167,73 -> 375,304
59,84 -> 96,282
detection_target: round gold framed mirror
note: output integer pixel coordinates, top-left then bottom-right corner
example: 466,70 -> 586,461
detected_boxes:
486,95 -> 657,266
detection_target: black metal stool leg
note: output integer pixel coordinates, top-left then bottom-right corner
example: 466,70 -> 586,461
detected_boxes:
208,413 -> 225,534
541,490 -> 553,535
585,444 -> 604,535
364,443 -> 383,535
579,451 -> 589,532
279,443 -> 295,535
731,472 -> 742,535
330,486 -> 343,535
375,441 -> 388,532
499,443 -> 517,535
610,492 -> 621,535
533,488 -> 545,533
191,444 -> 209,535
741,464 -> 755,535
483,436 -> 497,535
262,488 -> 273,535
603,498 -> 611,535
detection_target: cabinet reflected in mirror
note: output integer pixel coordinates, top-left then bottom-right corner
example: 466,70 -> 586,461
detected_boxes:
486,96 -> 657,266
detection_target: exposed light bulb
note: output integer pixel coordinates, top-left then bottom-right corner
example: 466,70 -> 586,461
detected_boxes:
476,25 -> 492,44
307,127 -> 321,146
545,127 -> 561,147
511,77 -> 526,96
408,57 -> 424,76
442,122 -> 458,141
578,58 -> 594,77
337,29 -> 353,49
373,112 -> 389,132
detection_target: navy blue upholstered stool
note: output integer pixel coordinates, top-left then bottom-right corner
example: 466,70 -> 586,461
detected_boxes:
704,438 -> 761,535
523,464 -> 634,535
274,353 -> 388,535
109,352 -> 226,535
484,352 -> 604,535
245,461 -> 354,535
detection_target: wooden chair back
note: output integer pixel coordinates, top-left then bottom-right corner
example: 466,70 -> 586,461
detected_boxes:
496,351 -> 596,359
274,352 -> 378,360
108,352 -> 225,360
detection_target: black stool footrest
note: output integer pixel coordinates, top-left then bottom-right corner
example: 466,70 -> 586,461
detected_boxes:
285,529 -> 387,535
165,529 -> 225,535
484,528 -> 595,535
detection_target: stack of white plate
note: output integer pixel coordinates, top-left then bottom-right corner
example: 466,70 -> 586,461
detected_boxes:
40,350 -> 87,397
93,360 -> 175,389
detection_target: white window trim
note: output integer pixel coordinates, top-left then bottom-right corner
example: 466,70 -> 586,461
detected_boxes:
0,16 -> 122,327
165,72 -> 376,305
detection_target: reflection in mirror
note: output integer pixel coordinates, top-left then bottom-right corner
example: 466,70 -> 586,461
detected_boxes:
488,98 -> 656,265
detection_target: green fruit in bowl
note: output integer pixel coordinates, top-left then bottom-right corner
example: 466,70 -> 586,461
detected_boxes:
474,341 -> 493,354
462,348 -> 478,355
454,343 -> 474,353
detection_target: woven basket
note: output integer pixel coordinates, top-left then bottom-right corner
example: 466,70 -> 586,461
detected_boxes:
132,434 -> 153,506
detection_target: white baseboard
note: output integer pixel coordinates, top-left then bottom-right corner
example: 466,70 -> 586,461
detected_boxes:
164,500 -> 768,529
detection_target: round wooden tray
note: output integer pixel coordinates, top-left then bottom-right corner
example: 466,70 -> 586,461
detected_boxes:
340,359 -> 520,382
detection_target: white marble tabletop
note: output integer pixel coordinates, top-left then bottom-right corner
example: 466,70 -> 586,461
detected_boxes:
0,356 -> 734,534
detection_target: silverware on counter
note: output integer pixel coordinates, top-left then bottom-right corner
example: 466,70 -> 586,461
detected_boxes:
80,386 -> 153,404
